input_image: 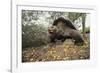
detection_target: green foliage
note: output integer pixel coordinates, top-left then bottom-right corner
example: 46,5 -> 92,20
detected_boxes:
68,13 -> 86,22
85,27 -> 90,33
22,24 -> 49,48
79,27 -> 90,33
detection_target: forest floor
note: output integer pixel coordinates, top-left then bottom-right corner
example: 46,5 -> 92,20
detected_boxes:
22,38 -> 90,62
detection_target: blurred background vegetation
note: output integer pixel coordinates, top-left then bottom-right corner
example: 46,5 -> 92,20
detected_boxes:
22,10 -> 90,49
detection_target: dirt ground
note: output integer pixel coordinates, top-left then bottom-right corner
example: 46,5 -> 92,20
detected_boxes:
22,39 -> 90,62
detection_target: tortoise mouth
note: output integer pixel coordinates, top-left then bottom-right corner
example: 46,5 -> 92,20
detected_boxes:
48,30 -> 56,34
49,31 -> 55,34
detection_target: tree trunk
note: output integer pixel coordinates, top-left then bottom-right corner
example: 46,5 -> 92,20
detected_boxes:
82,14 -> 86,38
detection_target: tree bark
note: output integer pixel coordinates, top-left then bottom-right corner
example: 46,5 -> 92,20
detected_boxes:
82,14 -> 86,38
